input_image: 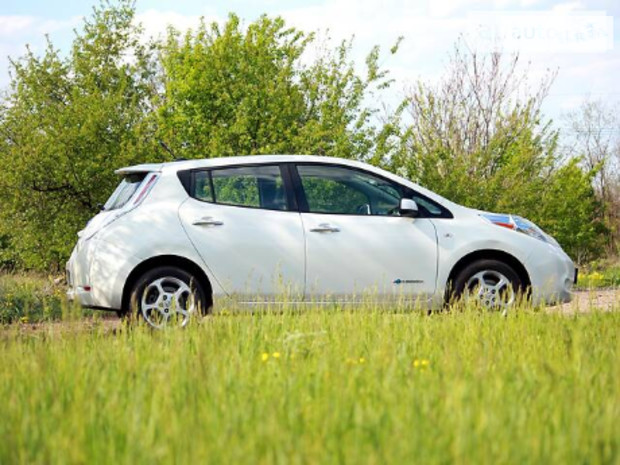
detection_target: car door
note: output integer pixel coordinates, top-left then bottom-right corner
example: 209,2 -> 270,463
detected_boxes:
178,164 -> 305,301
293,163 -> 439,302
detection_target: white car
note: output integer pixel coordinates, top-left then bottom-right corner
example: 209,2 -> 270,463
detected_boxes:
67,155 -> 576,327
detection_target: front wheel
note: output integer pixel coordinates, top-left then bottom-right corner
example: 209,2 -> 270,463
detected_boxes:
130,266 -> 208,329
451,259 -> 524,312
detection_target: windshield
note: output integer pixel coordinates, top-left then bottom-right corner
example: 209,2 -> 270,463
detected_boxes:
103,173 -> 147,211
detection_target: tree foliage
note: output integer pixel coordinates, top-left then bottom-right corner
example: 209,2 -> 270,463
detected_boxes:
393,44 -> 605,261
563,99 -> 620,255
0,4 -> 397,270
0,2 -> 610,269
156,14 -> 398,160
0,1 -> 156,268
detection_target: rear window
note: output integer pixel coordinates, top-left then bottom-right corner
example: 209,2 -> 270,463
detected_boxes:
104,173 -> 147,211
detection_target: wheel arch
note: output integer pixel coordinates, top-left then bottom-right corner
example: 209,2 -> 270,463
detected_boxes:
445,249 -> 531,296
121,255 -> 214,312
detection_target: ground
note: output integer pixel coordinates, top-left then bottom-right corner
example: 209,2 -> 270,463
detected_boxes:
553,288 -> 618,313
0,286 -> 618,463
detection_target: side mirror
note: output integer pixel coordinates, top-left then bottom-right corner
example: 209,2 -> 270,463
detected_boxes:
399,198 -> 419,218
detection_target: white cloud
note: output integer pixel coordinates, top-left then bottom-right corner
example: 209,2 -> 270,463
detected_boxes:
0,16 -> 35,37
0,15 -> 81,89
0,15 -> 81,38
275,0 -> 619,123
0,0 -> 617,124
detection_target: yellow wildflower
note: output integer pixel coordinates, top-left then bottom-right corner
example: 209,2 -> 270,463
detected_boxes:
261,353 -> 269,362
272,352 -> 281,359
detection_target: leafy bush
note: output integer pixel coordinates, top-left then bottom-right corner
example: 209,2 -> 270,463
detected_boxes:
0,274 -> 65,324
578,262 -> 620,289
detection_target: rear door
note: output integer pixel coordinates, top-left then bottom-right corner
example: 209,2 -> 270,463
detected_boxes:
293,163 -> 440,302
178,164 -> 305,301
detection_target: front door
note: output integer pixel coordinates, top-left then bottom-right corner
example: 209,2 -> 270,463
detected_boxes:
293,164 -> 439,301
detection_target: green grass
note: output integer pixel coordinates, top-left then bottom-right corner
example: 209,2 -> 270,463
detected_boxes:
578,264 -> 620,289
1,303 -> 619,464
0,274 -> 64,324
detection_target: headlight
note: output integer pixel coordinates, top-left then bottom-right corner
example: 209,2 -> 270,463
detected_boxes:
480,213 -> 559,247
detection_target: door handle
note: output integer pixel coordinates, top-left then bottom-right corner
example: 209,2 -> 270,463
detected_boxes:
192,216 -> 224,227
310,223 -> 340,233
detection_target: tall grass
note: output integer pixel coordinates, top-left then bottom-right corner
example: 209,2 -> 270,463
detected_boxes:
0,274 -> 64,324
1,303 -> 618,464
578,264 -> 620,289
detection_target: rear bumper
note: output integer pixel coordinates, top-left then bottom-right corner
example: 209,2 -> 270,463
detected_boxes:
66,240 -> 94,306
66,237 -> 141,310
66,285 -> 97,307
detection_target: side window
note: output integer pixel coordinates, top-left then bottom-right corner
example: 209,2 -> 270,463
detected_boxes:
296,165 -> 403,216
412,195 -> 443,216
193,171 -> 213,202
191,165 -> 287,211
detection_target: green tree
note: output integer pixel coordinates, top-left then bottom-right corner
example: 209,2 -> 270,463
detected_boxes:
395,43 -> 604,261
536,159 -> 604,263
0,1 -> 606,269
563,99 -> 620,255
0,4 -> 400,270
0,1 -> 157,269
156,14 -> 400,161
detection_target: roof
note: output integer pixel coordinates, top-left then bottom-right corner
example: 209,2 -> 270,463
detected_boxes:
115,155 -> 369,174
114,154 -> 459,210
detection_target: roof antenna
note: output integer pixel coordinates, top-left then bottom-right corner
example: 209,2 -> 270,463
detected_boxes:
158,140 -> 186,161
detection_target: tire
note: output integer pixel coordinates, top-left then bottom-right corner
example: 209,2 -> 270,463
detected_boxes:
129,266 -> 208,328
450,259 -> 524,311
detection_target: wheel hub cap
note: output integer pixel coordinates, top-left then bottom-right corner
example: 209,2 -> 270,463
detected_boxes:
140,277 -> 195,328
465,270 -> 515,312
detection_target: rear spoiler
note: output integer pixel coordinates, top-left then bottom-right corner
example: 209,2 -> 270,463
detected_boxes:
115,163 -> 164,175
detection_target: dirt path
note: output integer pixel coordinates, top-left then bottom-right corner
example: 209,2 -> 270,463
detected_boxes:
6,289 -> 618,335
550,289 -> 619,313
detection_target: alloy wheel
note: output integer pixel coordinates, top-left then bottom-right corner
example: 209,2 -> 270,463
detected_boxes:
465,269 -> 515,312
140,276 -> 195,328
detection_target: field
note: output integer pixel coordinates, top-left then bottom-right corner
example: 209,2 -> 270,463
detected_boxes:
0,285 -> 619,464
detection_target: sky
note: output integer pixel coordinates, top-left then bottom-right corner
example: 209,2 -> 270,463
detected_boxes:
0,0 -> 618,129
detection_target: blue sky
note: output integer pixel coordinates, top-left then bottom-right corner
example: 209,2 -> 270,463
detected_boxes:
1,0 -> 618,127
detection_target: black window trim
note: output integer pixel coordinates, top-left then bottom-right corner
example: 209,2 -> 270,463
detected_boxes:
289,162 -> 453,219
177,160 -> 453,218
181,163 -> 298,213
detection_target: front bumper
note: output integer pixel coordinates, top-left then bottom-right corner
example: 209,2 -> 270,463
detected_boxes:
526,243 -> 576,305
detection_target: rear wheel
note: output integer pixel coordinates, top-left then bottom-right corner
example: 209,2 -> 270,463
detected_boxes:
451,259 -> 523,312
130,266 -> 208,328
